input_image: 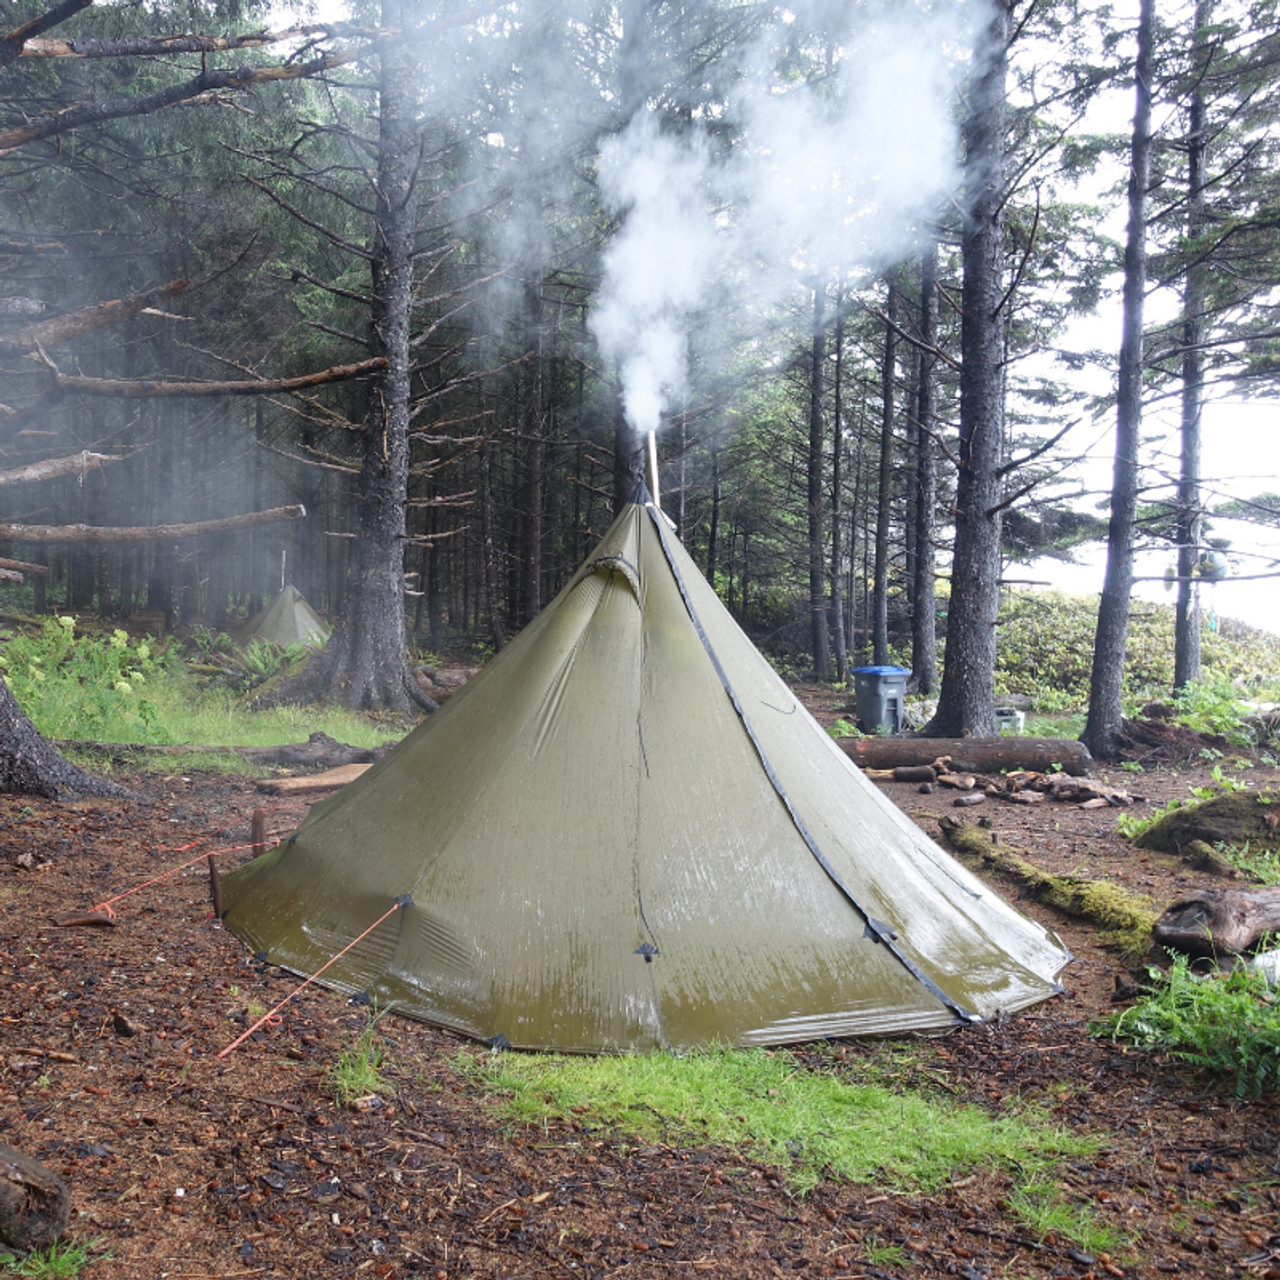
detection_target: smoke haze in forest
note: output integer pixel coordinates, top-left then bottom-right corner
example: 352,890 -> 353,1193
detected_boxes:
414,0 -> 975,440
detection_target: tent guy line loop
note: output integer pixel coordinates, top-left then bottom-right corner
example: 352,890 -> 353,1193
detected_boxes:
642,493 -> 982,1027
217,895 -> 412,1060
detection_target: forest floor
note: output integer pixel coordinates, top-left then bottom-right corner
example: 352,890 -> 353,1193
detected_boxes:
2,688 -> 1279,1280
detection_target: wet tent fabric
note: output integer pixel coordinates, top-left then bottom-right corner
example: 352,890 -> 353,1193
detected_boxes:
235,585 -> 330,648
221,499 -> 1069,1052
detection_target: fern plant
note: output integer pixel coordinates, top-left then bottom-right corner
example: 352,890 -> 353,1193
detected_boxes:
1096,955 -> 1280,1097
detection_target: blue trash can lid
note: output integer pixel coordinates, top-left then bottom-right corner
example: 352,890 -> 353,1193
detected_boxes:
852,666 -> 909,675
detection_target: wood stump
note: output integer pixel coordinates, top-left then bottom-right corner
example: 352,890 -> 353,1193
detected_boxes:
1152,886 -> 1280,956
0,1143 -> 69,1251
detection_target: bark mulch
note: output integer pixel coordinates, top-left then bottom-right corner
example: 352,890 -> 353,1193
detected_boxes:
2,745 -> 1279,1280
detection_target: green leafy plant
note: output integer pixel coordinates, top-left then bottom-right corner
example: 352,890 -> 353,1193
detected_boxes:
826,718 -> 860,739
0,1237 -> 110,1278
1171,677 -> 1255,747
1116,799 -> 1184,841
0,617 -> 163,741
1095,955 -> 1280,1097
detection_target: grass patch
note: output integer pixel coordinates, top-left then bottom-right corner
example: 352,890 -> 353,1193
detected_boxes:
1214,841 -> 1280,884
460,1045 -> 1094,1195
1095,955 -> 1280,1097
0,1237 -> 111,1278
1005,1181 -> 1134,1256
330,1020 -> 394,1106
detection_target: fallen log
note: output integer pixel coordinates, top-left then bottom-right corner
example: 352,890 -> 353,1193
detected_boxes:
0,1143 -> 69,1251
1152,886 -> 1280,956
55,731 -> 393,768
935,815 -> 1156,954
843,736 -> 1093,777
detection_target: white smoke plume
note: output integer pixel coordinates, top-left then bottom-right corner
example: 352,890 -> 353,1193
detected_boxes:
588,0 -> 972,437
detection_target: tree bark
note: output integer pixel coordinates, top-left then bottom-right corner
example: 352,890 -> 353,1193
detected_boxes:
912,239 -> 940,695
808,284 -> 832,681
0,280 -> 188,356
1083,0 -> 1155,759
0,451 -> 123,487
872,281 -> 896,666
830,297 -> 849,685
1174,0 -> 1211,692
0,677 -> 132,799
0,1142 -> 70,1252
45,356 -> 387,398
280,0 -> 433,714
928,1 -> 1009,737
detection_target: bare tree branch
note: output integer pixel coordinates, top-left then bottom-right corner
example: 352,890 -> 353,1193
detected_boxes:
0,48 -> 365,154
1,0 -> 94,67
42,355 -> 388,397
0,450 -> 125,487
0,279 -> 189,356
18,22 -> 390,59
0,505 -> 306,544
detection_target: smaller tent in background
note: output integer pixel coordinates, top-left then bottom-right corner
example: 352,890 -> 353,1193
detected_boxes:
235,584 -> 329,648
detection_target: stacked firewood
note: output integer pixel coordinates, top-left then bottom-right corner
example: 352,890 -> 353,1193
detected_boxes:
863,759 -> 1140,810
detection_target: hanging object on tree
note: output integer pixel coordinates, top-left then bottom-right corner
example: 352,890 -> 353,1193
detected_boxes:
1196,550 -> 1229,582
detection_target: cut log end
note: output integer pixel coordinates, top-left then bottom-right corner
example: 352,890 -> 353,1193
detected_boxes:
0,1143 -> 70,1252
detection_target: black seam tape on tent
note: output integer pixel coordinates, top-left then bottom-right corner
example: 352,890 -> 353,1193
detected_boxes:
643,498 -> 981,1025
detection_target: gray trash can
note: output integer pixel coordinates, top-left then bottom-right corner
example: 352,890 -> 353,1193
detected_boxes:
852,666 -> 909,735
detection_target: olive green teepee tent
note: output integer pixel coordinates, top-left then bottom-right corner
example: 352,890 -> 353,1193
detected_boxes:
221,494 -> 1068,1052
235,584 -> 330,648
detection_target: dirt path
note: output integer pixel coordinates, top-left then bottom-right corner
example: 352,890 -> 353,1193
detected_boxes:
2,746 -> 1279,1280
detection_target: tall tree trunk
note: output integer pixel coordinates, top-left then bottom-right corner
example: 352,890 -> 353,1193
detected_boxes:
1175,0 -> 1210,692
808,284 -> 832,681
520,275 -> 545,622
912,238 -> 940,695
1083,0 -> 1155,757
830,299 -> 849,685
706,439 -> 721,585
283,0 -> 432,712
872,282 -> 897,666
928,1 -> 1009,737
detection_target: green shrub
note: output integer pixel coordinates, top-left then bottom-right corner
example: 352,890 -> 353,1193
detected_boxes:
995,591 -> 1280,712
1095,955 -> 1280,1097
0,616 -> 164,740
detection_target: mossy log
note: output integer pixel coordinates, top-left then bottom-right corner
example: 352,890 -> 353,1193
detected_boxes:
1134,789 -> 1280,855
936,815 -> 1157,954
0,1143 -> 69,1251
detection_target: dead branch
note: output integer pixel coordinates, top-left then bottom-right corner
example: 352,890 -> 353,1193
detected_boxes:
0,280 -> 189,356
18,23 -> 391,59
258,441 -> 359,475
0,557 -> 46,575
0,504 -> 305,544
0,451 -> 125,488
42,355 -> 387,398
1,0 -> 93,67
0,49 -> 364,155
